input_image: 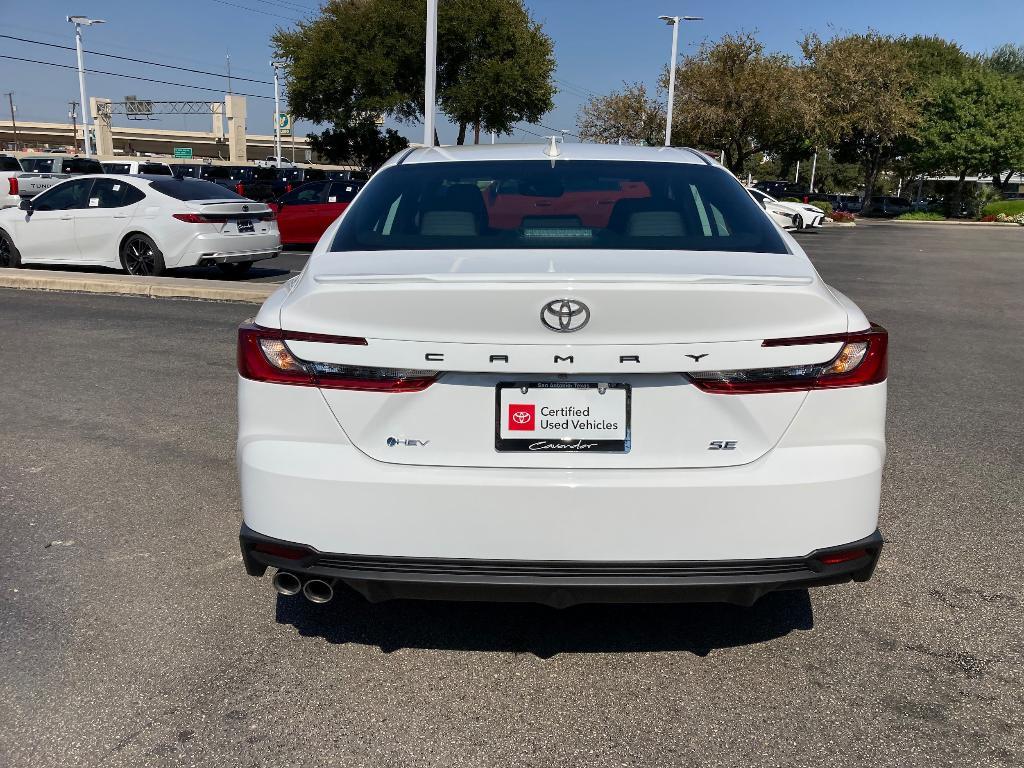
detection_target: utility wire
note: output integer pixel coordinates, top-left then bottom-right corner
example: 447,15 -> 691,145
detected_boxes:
0,55 -> 275,99
0,34 -> 273,85
206,0 -> 305,23
242,0 -> 320,14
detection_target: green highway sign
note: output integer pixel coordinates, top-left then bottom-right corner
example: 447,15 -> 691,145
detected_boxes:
173,147 -> 193,159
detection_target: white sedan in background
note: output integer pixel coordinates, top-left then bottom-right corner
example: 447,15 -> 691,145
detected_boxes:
747,187 -> 826,230
0,175 -> 281,276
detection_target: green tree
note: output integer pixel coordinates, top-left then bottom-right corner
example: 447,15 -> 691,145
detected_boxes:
437,0 -> 556,144
576,82 -> 664,146
666,33 -> 812,174
273,0 -> 556,165
802,32 -> 920,213
986,44 -> 1024,79
915,66 -> 1024,210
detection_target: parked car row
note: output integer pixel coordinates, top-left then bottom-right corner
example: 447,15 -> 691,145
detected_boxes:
1,154 -> 368,208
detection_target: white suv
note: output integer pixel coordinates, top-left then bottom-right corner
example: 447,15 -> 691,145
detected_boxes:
237,144 -> 886,608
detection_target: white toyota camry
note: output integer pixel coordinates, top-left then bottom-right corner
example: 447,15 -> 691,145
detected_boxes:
0,175 -> 280,276
238,144 -> 887,608
747,187 -> 826,230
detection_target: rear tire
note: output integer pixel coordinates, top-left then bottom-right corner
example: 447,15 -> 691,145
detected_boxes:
120,234 -> 165,276
216,261 -> 254,278
0,229 -> 21,268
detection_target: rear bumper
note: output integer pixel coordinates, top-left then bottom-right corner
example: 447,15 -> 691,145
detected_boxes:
198,247 -> 281,265
240,523 -> 883,607
172,231 -> 281,267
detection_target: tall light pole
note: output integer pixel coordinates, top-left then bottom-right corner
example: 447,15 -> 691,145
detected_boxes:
271,61 -> 283,167
659,14 -> 701,147
67,16 -> 105,158
4,93 -> 17,151
424,0 -> 438,146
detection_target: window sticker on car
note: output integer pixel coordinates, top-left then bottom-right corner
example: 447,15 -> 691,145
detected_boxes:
113,184 -> 121,191
329,197 -> 337,202
89,198 -> 99,207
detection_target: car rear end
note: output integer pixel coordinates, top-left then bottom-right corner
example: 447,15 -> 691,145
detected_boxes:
145,177 -> 281,268
237,149 -> 886,607
1,155 -> 22,208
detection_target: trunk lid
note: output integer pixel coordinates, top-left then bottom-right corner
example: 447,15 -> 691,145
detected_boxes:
280,249 -> 848,469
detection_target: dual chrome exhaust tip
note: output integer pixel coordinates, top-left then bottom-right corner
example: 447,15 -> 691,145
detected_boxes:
271,571 -> 334,604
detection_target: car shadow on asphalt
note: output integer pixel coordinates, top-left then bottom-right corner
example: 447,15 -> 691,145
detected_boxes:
274,588 -> 813,657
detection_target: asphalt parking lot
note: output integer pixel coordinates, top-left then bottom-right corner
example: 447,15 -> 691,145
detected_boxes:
1,222 -> 1022,767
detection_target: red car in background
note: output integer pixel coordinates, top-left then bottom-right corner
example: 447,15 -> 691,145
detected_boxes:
269,180 -> 364,246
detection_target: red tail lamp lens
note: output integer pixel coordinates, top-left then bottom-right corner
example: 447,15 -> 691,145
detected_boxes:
687,323 -> 888,394
237,322 -> 437,392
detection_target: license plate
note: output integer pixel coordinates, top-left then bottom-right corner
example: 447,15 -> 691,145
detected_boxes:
236,218 -> 254,233
495,382 -> 630,453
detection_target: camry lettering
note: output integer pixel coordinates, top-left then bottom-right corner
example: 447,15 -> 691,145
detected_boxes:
620,355 -> 640,363
553,355 -> 574,364
425,353 -> 444,362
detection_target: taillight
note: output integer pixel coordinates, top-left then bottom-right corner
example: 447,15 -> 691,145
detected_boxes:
285,183 -> 293,193
8,177 -> 17,196
172,213 -> 213,223
257,211 -> 276,221
237,322 -> 438,392
235,182 -> 245,196
686,323 -> 888,394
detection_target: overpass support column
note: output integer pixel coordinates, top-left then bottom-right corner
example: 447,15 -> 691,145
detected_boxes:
211,102 -> 225,139
91,98 -> 113,157
225,94 -> 247,162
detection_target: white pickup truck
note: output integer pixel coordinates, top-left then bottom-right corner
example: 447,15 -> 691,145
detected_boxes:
0,155 -> 24,208
6,155 -> 105,206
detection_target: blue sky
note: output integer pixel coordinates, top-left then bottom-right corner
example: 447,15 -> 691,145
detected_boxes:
3,0 -> 1023,145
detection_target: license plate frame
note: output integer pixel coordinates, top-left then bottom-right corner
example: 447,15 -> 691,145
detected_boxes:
494,381 -> 631,453
236,218 -> 255,234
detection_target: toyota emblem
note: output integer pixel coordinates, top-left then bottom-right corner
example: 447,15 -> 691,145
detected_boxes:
540,299 -> 590,333
512,410 -> 532,424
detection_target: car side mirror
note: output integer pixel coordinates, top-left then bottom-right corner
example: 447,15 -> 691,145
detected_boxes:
19,198 -> 33,213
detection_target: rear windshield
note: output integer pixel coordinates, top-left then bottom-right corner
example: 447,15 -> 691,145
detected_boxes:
21,158 -> 56,173
103,163 -> 132,174
138,163 -> 172,175
0,156 -> 21,172
332,160 -> 787,253
148,178 -> 244,201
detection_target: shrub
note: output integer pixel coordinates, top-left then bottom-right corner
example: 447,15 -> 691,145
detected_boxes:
830,210 -> 855,223
982,199 -> 1024,218
980,214 -> 997,222
995,212 -> 1024,224
812,201 -> 834,217
896,211 -> 945,221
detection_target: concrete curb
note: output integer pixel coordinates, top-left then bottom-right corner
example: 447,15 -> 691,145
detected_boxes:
826,222 -> 857,228
885,219 -> 1022,227
0,268 -> 276,304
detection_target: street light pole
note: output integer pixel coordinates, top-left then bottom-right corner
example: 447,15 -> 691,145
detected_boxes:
271,62 -> 282,168
68,102 -> 79,154
67,16 -> 105,158
5,93 -> 17,151
659,15 -> 702,147
424,0 -> 438,146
